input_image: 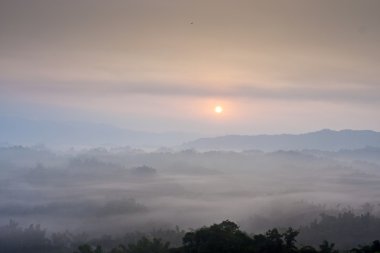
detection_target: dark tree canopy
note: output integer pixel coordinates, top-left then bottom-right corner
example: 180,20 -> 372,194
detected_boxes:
1,219 -> 380,253
182,220 -> 253,253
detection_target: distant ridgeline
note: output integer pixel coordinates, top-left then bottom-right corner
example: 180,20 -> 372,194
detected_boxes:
1,116 -> 379,151
0,116 -> 199,148
183,129 -> 380,151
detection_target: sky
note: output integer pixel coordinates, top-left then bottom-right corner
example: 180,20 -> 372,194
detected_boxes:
0,0 -> 379,135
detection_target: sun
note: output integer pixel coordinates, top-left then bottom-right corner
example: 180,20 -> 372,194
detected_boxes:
214,105 -> 223,114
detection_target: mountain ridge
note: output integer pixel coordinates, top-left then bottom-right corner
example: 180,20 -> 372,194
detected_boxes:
0,116 -> 201,148
182,129 -> 380,151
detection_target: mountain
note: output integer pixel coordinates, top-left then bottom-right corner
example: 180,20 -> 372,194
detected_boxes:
182,129 -> 380,151
0,116 -> 200,148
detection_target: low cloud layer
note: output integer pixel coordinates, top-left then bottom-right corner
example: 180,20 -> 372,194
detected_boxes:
1,146 -> 380,235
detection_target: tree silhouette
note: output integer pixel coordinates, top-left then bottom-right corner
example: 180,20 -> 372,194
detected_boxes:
319,240 -> 338,253
299,246 -> 318,253
75,244 -> 103,253
183,220 -> 253,253
127,237 -> 170,253
350,240 -> 380,253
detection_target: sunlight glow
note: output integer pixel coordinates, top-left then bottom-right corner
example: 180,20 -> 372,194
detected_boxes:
214,105 -> 223,114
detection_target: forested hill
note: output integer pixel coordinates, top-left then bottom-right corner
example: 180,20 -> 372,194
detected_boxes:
183,129 -> 380,151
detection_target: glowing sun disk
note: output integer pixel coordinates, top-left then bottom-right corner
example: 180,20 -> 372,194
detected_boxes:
214,105 -> 223,114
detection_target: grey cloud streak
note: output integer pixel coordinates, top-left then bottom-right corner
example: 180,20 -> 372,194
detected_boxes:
1,79 -> 379,104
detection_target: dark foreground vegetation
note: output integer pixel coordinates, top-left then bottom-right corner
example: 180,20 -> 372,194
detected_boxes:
77,220 -> 380,253
1,212 -> 380,253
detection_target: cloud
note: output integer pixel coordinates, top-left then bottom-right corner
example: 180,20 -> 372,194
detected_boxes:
1,1 -> 380,100
1,0 -> 379,132
1,77 -> 379,104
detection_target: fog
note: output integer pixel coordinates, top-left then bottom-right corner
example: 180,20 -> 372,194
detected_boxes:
1,145 -> 380,240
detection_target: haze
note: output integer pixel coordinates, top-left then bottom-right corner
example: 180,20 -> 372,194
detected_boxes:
1,0 -> 379,134
1,1 -> 380,252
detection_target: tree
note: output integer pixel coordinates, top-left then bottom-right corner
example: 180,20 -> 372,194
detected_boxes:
127,237 -> 170,253
299,246 -> 318,253
319,240 -> 338,253
283,228 -> 300,253
183,220 -> 253,253
109,245 -> 127,253
350,240 -> 380,253
75,244 -> 103,253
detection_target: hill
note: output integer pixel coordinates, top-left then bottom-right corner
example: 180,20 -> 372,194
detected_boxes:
0,116 -> 199,148
183,129 -> 380,151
